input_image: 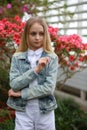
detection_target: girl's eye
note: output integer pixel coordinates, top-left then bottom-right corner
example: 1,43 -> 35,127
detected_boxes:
30,32 -> 36,36
39,32 -> 44,36
30,32 -> 44,36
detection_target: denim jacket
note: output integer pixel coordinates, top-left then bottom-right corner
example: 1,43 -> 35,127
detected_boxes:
7,51 -> 58,113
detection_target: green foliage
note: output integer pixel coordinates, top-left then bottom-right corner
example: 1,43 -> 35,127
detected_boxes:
0,66 -> 10,106
55,98 -> 87,130
0,0 -> 14,5
0,109 -> 14,130
0,109 -> 11,118
0,66 -> 9,90
0,120 -> 14,130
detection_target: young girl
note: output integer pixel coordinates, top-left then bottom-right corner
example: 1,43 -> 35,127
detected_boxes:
7,16 -> 58,130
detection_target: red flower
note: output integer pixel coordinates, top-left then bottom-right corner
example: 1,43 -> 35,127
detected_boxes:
69,66 -> 75,71
0,16 -> 25,45
79,56 -> 84,62
69,55 -> 76,61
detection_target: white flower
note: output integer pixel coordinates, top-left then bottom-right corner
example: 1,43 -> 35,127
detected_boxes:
81,50 -> 87,56
64,57 -> 69,61
69,51 -> 76,55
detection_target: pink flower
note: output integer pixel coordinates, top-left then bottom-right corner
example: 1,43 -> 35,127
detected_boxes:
48,26 -> 58,36
22,4 -> 28,12
6,3 -> 12,9
0,8 -> 3,14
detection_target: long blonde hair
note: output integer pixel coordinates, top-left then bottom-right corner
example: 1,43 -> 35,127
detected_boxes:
16,16 -> 53,53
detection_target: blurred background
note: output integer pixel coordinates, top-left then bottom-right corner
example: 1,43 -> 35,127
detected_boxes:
0,0 -> 87,130
0,0 -> 87,41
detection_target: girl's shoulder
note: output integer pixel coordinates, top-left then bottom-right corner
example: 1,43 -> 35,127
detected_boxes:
47,52 -> 58,59
12,51 -> 27,60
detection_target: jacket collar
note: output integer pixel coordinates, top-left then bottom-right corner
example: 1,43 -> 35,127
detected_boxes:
15,50 -> 48,60
28,48 -> 43,56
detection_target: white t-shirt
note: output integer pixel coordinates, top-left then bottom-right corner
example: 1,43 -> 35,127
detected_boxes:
27,48 -> 43,106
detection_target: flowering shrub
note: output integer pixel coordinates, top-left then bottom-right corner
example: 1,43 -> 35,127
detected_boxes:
0,16 -> 25,69
48,26 -> 87,79
0,15 -> 25,45
0,16 -> 87,79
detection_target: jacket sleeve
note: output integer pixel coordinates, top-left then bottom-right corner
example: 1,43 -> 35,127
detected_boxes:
10,56 -> 38,91
21,54 -> 58,100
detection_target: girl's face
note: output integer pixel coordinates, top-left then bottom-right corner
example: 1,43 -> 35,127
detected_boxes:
28,23 -> 44,50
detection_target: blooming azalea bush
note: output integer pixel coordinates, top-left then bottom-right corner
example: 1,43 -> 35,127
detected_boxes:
0,15 -> 25,45
48,26 -> 87,80
0,16 -> 25,69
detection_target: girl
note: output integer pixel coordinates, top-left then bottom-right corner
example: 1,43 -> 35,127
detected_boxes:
7,16 -> 58,130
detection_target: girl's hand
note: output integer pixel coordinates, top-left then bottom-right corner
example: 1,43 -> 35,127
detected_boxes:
8,89 -> 21,97
35,57 -> 50,73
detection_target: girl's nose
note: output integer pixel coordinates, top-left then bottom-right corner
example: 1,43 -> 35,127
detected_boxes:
36,34 -> 40,39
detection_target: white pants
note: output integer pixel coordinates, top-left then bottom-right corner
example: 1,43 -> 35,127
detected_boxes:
14,100 -> 55,130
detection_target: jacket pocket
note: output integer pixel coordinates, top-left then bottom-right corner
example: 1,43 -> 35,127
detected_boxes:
39,95 -> 57,113
7,97 -> 27,111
